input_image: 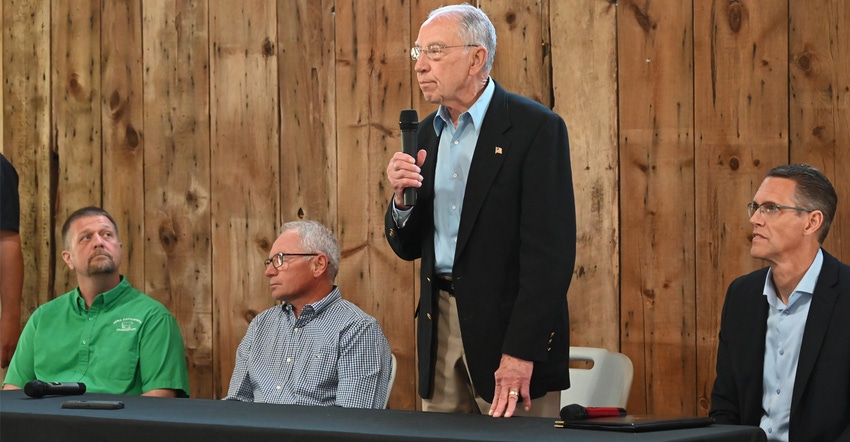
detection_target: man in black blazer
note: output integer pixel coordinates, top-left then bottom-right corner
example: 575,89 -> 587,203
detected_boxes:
385,4 -> 575,419
710,164 -> 850,442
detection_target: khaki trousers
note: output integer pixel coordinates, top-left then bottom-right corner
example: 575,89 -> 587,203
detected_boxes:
422,289 -> 561,417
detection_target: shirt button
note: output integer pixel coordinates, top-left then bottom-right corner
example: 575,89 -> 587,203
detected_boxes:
276,385 -> 282,390
452,173 -> 458,178
82,340 -> 86,345
454,140 -> 459,145
286,358 -> 292,363
294,328 -> 299,332
451,205 -> 457,210
776,388 -> 781,394
779,349 -> 784,356
88,317 -> 93,321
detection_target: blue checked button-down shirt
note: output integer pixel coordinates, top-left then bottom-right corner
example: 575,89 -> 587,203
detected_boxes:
224,287 -> 392,408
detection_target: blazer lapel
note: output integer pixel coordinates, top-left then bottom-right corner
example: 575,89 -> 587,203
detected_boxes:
455,82 -> 510,258
791,251 -> 840,412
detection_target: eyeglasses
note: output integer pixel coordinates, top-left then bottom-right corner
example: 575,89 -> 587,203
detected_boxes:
747,201 -> 813,218
410,44 -> 479,61
264,252 -> 318,269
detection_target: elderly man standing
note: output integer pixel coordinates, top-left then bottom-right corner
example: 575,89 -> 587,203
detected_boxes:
3,206 -> 190,397
225,220 -> 392,408
385,4 -> 575,418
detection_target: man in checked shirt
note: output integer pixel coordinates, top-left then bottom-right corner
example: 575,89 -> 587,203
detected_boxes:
224,220 -> 393,408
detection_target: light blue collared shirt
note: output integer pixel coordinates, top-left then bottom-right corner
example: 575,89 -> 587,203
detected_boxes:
759,248 -> 822,442
394,79 -> 495,274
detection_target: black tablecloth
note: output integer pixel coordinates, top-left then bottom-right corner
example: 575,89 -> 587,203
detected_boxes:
0,390 -> 766,442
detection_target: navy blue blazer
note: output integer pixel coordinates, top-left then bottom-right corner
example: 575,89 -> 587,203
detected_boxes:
710,250 -> 850,442
385,81 -> 576,402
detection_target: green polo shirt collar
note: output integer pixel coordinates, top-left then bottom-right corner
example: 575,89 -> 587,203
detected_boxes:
71,276 -> 135,313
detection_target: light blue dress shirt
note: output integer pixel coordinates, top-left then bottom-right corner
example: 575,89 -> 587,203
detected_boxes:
759,248 -> 822,442
394,79 -> 495,274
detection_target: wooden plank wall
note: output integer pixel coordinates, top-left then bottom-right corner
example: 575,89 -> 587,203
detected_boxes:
2,0 -> 848,415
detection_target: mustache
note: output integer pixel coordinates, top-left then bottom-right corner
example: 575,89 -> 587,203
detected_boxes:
89,249 -> 113,260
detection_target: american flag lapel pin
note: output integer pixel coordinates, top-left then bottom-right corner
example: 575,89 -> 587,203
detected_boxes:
495,146 -> 503,155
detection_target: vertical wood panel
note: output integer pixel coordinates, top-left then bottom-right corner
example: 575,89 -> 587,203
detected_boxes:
3,0 -> 52,317
277,0 -> 336,225
52,0 -> 102,295
694,0 -> 789,415
101,0 -> 145,288
619,0 -> 696,415
334,0 -> 417,411
209,0 -> 279,399
789,0 -> 850,261
550,1 -> 619,351
482,0 -> 551,107
142,0 -> 213,399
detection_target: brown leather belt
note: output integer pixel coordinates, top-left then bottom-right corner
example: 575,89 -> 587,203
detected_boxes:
434,275 -> 454,295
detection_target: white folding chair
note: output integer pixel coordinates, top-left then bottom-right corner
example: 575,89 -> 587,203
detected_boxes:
560,346 -> 633,409
382,353 -> 397,409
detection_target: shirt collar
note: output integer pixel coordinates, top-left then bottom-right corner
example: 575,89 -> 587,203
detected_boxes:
72,276 -> 132,313
281,286 -> 342,318
764,248 -> 823,307
433,77 -> 496,135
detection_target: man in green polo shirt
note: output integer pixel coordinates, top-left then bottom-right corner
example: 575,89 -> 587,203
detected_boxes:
2,206 -> 189,397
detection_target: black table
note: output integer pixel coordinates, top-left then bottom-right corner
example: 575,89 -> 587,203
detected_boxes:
0,390 -> 766,442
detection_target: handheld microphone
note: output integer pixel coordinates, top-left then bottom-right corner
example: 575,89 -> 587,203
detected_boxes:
24,380 -> 87,398
560,403 -> 626,420
399,109 -> 419,207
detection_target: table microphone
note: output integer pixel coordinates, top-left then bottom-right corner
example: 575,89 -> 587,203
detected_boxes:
560,403 -> 626,420
24,380 -> 86,398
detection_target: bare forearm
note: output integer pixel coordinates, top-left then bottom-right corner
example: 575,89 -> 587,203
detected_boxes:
142,388 -> 178,398
0,233 -> 24,368
0,233 -> 24,310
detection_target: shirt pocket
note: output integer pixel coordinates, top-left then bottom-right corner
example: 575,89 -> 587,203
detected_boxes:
88,320 -> 141,384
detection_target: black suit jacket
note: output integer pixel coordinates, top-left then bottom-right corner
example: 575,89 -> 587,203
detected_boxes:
385,81 -> 576,402
710,250 -> 850,442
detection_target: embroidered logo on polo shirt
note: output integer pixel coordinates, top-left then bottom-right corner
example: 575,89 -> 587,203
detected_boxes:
114,317 -> 142,332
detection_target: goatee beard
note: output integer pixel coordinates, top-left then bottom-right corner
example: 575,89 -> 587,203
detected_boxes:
88,254 -> 116,276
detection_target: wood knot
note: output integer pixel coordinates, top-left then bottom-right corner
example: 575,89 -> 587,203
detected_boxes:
729,156 -> 740,170
795,53 -> 811,72
109,90 -> 125,119
727,1 -> 743,33
812,126 -> 826,138
185,189 -> 200,209
297,208 -> 305,219
243,309 -> 258,323
158,219 -> 178,253
126,125 -> 139,148
262,37 -> 275,56
256,236 -> 271,251
69,73 -> 82,96
504,11 -> 517,26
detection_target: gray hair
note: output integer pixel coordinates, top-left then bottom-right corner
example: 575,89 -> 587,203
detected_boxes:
427,3 -> 497,72
279,220 -> 341,282
766,163 -> 838,244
